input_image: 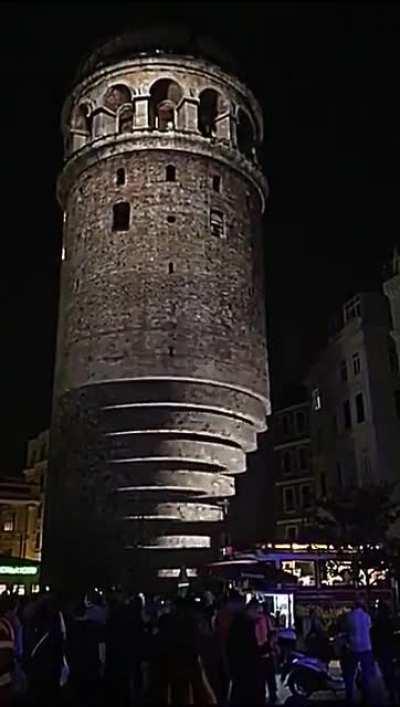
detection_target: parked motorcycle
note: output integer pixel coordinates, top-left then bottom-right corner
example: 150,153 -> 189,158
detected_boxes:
281,651 -> 344,698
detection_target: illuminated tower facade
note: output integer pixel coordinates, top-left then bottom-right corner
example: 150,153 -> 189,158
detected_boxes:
43,29 -> 270,590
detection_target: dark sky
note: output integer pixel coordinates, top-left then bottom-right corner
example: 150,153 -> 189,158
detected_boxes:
2,1 -> 400,474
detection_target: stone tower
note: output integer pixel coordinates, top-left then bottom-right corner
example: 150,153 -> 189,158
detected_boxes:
43,28 -> 270,590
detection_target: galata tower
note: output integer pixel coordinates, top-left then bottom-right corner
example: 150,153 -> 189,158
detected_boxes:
43,27 -> 270,591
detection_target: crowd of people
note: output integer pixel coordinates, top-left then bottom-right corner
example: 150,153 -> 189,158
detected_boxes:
0,586 -> 399,706
0,587 -> 282,707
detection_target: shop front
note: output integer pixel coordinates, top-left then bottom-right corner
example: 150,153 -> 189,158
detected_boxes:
205,543 -> 396,634
0,556 -> 40,595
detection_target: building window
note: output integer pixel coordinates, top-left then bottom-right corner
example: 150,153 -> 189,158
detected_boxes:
337,461 -> 343,487
353,352 -> 361,376
340,360 -> 348,382
167,215 -> 176,224
343,399 -> 352,429
283,452 -> 291,475
198,88 -> 226,137
112,202 -> 130,232
166,165 -> 176,182
116,168 -> 126,186
212,175 -> 221,192
210,209 -> 225,238
320,472 -> 327,497
169,346 -> 174,357
298,447 -> 308,471
312,388 -> 322,410
156,102 -> 175,130
118,104 -> 134,133
168,262 -> 174,274
296,411 -> 305,433
3,519 -> 14,533
301,485 -> 312,509
344,296 -> 361,323
283,487 -> 295,512
149,79 -> 182,131
286,525 -> 298,541
395,390 -> 400,419
355,392 -> 365,423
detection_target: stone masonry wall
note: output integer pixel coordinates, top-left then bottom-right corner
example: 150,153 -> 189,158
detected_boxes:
59,149 -> 267,398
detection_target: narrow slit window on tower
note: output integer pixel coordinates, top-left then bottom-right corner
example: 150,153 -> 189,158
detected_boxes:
166,165 -> 176,182
212,175 -> 221,192
112,202 -> 130,232
210,208 -> 225,238
116,168 -> 126,186
168,346 -> 174,357
168,262 -> 174,274
355,392 -> 365,423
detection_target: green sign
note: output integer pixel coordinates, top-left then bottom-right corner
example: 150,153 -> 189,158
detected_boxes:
0,566 -> 38,576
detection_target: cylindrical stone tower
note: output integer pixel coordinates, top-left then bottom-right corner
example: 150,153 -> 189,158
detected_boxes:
43,28 -> 270,591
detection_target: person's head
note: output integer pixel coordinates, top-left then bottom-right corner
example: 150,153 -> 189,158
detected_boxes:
354,594 -> 367,611
247,598 -> 263,621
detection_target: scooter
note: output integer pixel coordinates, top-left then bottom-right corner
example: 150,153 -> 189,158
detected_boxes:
281,651 -> 345,698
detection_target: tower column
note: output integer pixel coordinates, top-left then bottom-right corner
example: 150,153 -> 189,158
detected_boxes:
43,30 -> 270,591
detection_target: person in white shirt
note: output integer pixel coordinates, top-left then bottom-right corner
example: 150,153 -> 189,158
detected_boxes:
343,597 -> 376,702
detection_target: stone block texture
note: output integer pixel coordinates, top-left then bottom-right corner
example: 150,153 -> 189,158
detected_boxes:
43,29 -> 270,590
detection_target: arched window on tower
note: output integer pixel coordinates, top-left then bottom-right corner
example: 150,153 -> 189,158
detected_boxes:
72,102 -> 92,137
118,103 -> 134,133
149,79 -> 183,131
198,89 -> 228,138
104,84 -> 131,112
237,108 -> 256,159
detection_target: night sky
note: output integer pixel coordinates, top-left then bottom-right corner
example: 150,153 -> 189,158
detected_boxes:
2,2 -> 400,474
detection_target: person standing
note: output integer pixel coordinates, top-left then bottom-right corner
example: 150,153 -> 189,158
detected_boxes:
24,594 -> 66,707
227,600 -> 265,705
0,595 -> 15,707
343,597 -> 376,702
305,607 -> 330,662
261,604 -> 278,705
371,601 -> 396,703
66,600 -> 105,707
3,595 -> 26,700
215,591 -> 245,703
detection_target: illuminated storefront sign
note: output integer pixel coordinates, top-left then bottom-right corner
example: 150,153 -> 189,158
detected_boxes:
0,566 -> 38,576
